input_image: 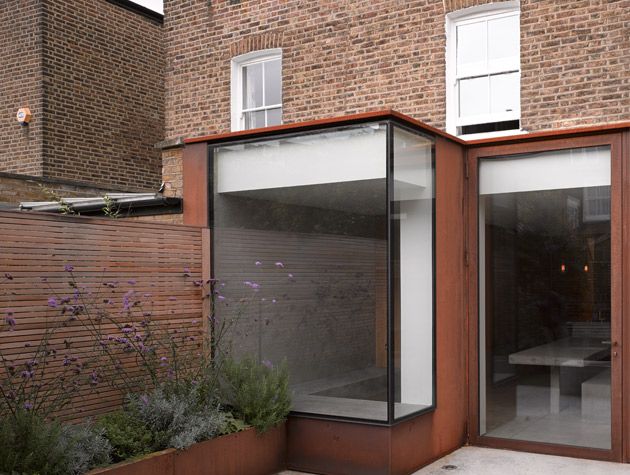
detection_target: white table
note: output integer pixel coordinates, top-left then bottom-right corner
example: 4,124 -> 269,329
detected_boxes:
509,338 -> 610,413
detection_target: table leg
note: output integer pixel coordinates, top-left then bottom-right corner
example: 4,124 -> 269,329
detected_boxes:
550,366 -> 560,414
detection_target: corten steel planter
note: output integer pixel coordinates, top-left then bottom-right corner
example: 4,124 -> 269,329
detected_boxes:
88,423 -> 287,475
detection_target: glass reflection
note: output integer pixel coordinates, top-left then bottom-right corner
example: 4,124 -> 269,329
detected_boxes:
479,147 -> 612,449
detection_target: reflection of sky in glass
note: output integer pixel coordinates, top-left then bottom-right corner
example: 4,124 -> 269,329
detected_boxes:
129,0 -> 163,14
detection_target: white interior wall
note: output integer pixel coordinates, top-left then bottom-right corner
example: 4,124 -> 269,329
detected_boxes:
216,127 -> 387,193
479,146 -> 611,195
399,196 -> 433,406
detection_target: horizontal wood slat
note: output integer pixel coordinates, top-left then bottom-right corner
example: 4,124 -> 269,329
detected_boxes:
0,211 -> 205,421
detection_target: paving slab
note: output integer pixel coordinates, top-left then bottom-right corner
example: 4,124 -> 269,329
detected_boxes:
277,446 -> 630,475
416,446 -> 630,475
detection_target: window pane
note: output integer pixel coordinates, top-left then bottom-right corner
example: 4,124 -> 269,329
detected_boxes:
488,14 -> 519,72
242,62 -> 263,109
213,124 -> 389,421
479,146 -> 612,449
490,72 -> 519,115
266,107 -> 282,127
392,126 -> 435,420
459,76 -> 489,119
457,21 -> 486,77
244,110 -> 265,129
264,59 -> 282,106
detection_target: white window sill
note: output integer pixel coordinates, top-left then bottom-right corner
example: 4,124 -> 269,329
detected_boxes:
457,128 -> 527,141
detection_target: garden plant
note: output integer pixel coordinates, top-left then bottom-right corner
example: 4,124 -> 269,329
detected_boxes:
0,262 -> 291,474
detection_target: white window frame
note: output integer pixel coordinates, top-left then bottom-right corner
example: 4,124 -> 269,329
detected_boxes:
445,1 -> 522,139
230,49 -> 282,132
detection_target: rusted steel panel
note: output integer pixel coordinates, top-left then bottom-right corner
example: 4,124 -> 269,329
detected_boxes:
183,142 -> 209,227
286,417 -> 390,475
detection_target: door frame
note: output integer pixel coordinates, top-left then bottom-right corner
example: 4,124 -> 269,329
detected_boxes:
466,132 -> 624,462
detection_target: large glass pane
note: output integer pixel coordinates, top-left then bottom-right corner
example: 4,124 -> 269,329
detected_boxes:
213,123 -> 389,421
488,14 -> 519,72
242,62 -> 263,109
264,59 -> 282,106
457,21 -> 486,77
479,146 -> 612,449
392,126 -> 435,420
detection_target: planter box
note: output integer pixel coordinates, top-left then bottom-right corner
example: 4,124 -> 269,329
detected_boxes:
89,423 -> 286,475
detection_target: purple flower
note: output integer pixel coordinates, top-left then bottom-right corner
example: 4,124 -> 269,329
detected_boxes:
121,327 -> 133,334
4,273 -> 13,280
272,298 -> 277,304
47,297 -> 58,308
262,360 -> 273,369
160,356 -> 167,362
21,370 -> 33,379
288,273 -> 294,279
183,267 -> 191,277
275,262 -> 284,269
217,295 -> 226,301
24,402 -> 33,410
191,320 -> 198,324
90,371 -> 99,385
140,395 -> 149,405
5,313 -> 16,328
168,296 -> 177,301
255,261 -> 262,266
127,279 -> 137,285
122,290 -> 135,311
64,264 -> 74,272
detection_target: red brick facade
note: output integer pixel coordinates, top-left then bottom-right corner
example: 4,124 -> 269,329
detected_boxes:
162,0 -> 629,205
0,0 -> 164,193
0,0 -> 45,177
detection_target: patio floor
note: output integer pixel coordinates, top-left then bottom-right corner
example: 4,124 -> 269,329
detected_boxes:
278,446 -> 630,474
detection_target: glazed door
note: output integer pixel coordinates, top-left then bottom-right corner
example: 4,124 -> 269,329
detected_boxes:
468,134 -> 623,461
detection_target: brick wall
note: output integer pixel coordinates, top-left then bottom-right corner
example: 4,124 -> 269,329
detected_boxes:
43,0 -> 164,190
162,0 -> 629,197
0,0 -> 44,176
520,0 -> 629,130
0,0 -> 164,193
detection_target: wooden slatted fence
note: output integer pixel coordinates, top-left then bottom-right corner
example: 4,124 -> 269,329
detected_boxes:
0,211 -> 206,420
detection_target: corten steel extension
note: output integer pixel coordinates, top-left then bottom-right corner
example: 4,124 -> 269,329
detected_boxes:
181,110 -> 630,475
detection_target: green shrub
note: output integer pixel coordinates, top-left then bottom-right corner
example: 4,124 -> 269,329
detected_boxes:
222,357 -> 291,433
219,412 -> 249,436
0,410 -> 68,475
127,386 -> 227,450
96,410 -> 153,463
60,422 -> 111,474
0,411 -> 110,475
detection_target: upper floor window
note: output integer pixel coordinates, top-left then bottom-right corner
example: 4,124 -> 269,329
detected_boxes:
446,2 -> 521,138
231,49 -> 282,132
